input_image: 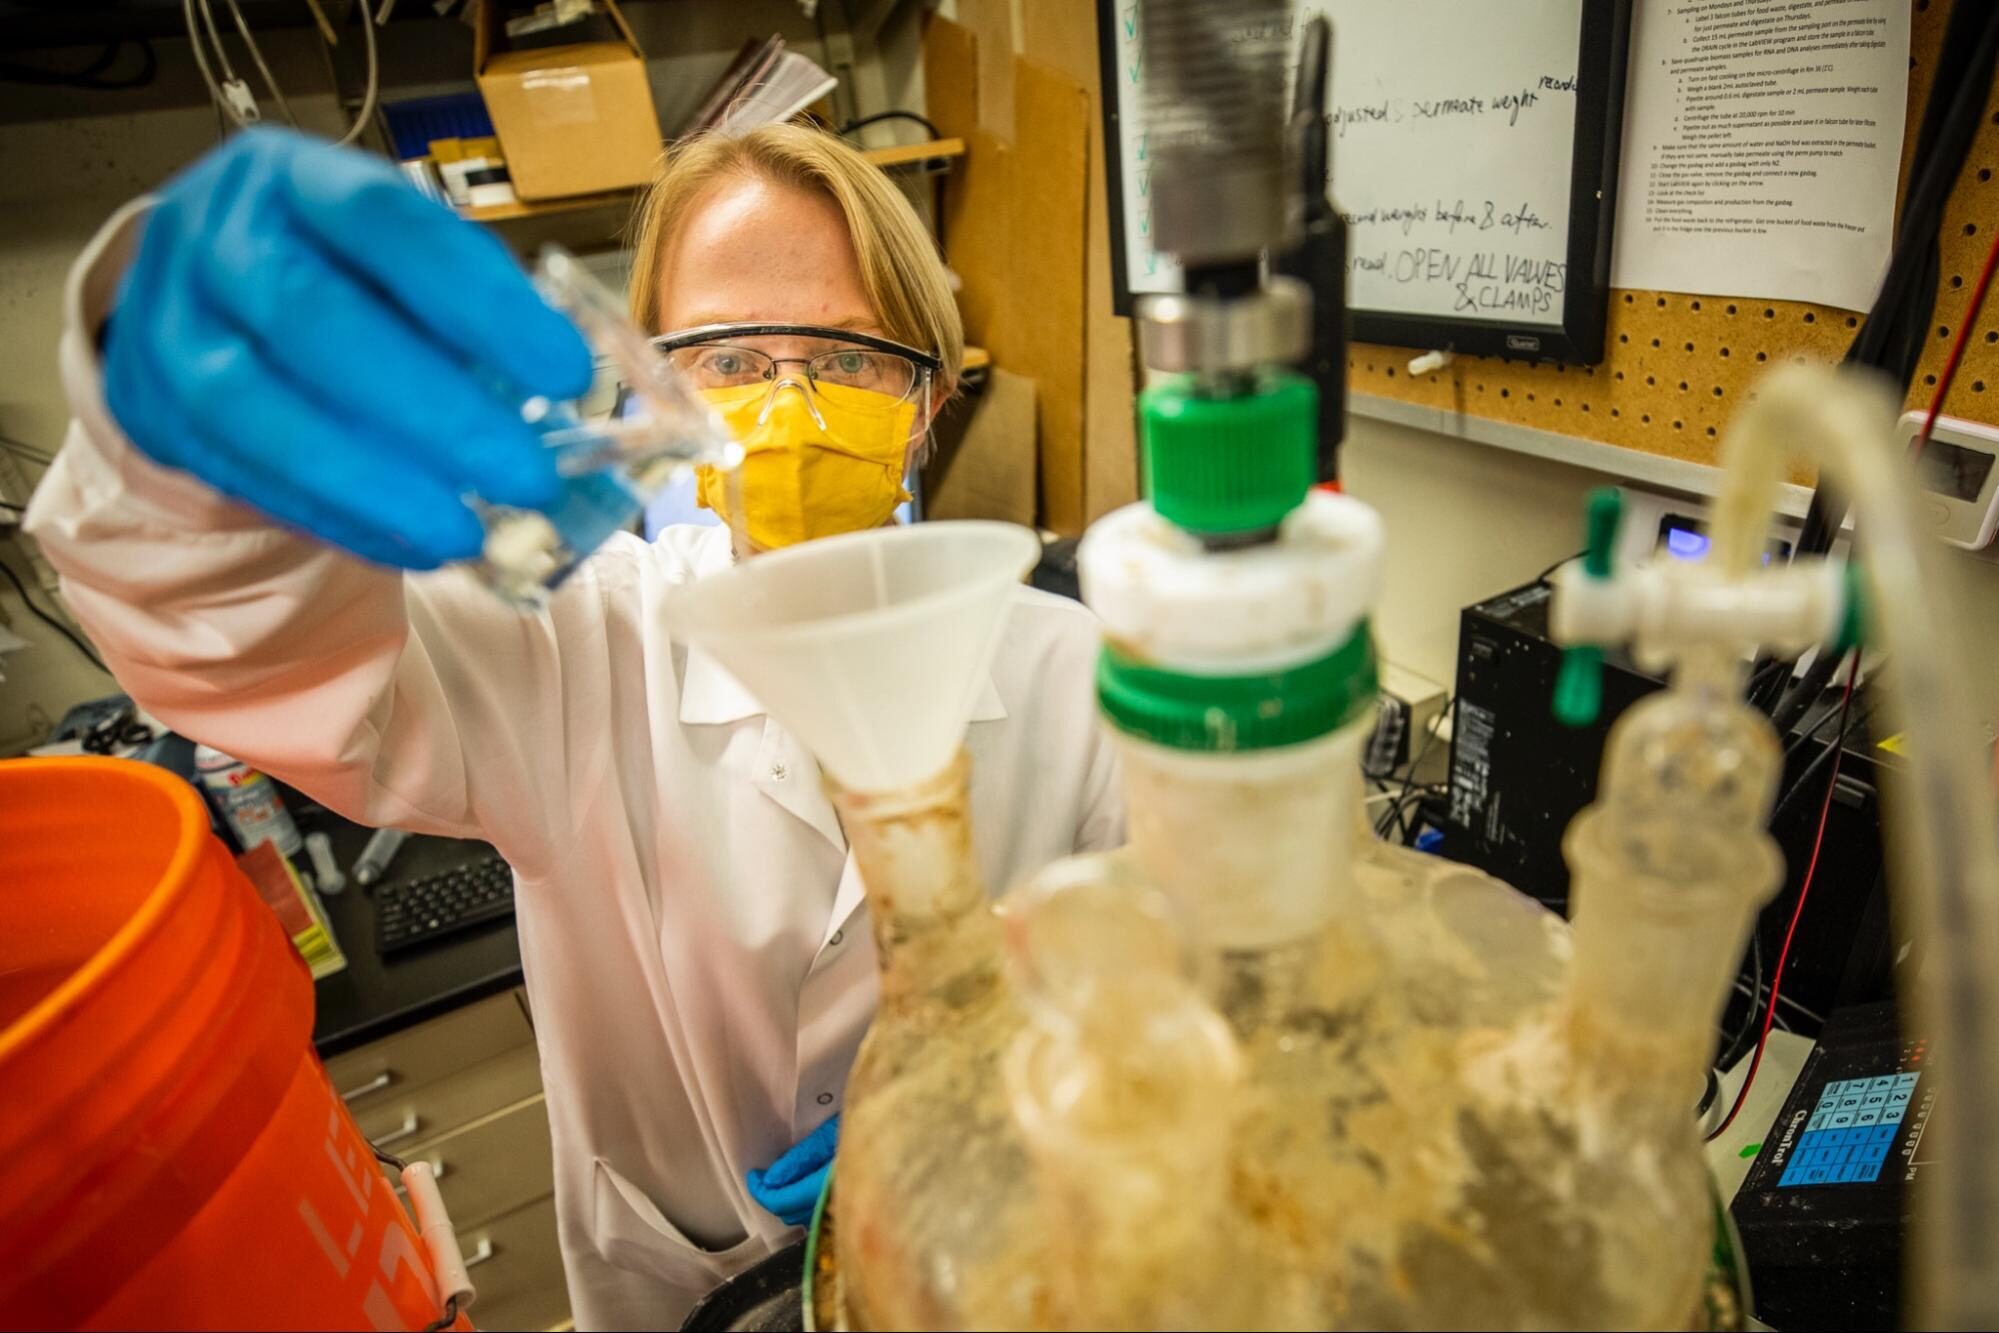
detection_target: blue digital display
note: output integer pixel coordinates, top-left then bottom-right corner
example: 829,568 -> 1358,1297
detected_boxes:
1657,515 -> 1789,566
1665,526 -> 1711,561
1777,1072 -> 1920,1187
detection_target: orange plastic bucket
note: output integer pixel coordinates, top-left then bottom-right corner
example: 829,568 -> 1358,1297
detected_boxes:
1,757 -> 453,1330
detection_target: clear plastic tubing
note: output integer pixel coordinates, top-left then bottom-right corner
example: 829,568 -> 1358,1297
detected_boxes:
1707,365 -> 1999,1327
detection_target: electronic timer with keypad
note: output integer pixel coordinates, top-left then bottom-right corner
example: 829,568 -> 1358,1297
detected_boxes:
1730,1002 -> 1935,1327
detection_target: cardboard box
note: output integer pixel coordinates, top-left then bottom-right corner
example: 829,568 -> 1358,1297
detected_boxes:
474,0 -> 662,201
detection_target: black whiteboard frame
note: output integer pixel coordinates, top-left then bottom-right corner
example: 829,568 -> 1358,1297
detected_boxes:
1098,0 -> 1633,365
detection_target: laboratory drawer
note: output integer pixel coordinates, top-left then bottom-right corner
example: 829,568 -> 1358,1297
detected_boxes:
387,1095 -> 555,1231
460,1195 -> 570,1332
324,989 -> 532,1110
348,1042 -> 544,1150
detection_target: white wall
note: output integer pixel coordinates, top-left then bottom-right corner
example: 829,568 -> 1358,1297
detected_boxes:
0,5 -> 930,754
1341,413 -> 1605,690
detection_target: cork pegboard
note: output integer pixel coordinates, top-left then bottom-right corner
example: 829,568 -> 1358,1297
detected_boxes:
1346,0 -> 1995,480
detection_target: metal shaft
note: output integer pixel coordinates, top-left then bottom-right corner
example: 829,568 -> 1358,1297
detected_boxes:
1140,0 -> 1294,269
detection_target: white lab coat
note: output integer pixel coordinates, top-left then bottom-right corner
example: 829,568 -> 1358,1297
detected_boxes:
25,208 -> 1125,1330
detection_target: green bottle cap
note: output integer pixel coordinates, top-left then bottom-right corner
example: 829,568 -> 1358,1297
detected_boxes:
1096,622 -> 1377,752
1140,371 -> 1317,537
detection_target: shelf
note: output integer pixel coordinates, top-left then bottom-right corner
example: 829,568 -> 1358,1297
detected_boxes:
462,139 -> 967,225
856,137 -> 966,170
463,190 -> 633,224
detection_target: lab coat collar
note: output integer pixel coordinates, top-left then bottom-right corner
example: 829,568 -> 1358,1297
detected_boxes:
675,526 -> 1010,727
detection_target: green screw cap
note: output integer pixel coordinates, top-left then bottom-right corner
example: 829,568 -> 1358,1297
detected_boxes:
1140,371 -> 1317,536
1097,623 -> 1377,753
1553,487 -> 1624,729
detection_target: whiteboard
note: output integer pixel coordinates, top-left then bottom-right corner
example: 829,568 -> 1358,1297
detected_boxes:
1102,0 -> 1627,361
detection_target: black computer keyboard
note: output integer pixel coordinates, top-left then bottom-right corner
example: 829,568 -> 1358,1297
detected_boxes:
375,856 -> 515,957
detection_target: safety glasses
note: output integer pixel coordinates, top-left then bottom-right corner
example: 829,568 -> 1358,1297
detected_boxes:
649,323 -> 940,423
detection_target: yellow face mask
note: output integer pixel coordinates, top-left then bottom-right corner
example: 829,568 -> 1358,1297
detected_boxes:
695,380 -> 916,550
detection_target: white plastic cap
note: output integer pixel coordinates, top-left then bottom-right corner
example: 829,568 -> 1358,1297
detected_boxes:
1078,490 -> 1384,673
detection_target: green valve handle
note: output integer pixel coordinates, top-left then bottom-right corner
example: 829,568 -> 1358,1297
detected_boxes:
1553,645 -> 1605,729
1553,488 -> 1624,729
1834,560 -> 1867,655
1580,486 -> 1622,579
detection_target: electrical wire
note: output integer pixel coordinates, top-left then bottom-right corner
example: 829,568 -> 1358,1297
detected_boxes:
0,552 -> 111,675
1698,1066 -> 1722,1119
841,110 -> 943,142
186,0 -> 250,127
1746,657 -> 1792,715
1784,669 -> 1866,760
222,0 -> 300,127
421,1295 -> 459,1333
1532,548 -> 1585,585
332,0 -> 382,148
1914,217 -> 1999,460
1384,784 -> 1448,845
196,0 -> 242,87
1771,646 -> 1848,739
1732,977 -> 1793,1033
1771,693 -> 1876,827
1376,702 -> 1450,841
189,0 -> 378,146
1795,4 -> 1999,560
1706,654 -> 1860,1144
1749,977 -> 1829,1030
1717,929 -> 1765,1070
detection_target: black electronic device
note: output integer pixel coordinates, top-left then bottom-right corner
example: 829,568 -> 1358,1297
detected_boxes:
374,855 -> 516,957
1435,579 -> 1902,1032
1730,1000 -> 1933,1329
1437,578 -> 1660,909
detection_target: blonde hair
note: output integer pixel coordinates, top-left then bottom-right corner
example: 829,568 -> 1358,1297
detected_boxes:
628,124 -> 962,394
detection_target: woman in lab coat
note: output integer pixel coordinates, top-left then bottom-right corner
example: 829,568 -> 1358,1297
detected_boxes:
26,125 -> 1121,1329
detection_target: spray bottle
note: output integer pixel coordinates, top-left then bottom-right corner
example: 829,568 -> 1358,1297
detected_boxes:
193,744 -> 302,858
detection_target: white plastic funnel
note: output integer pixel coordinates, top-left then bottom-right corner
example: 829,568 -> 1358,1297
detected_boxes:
670,522 -> 1041,792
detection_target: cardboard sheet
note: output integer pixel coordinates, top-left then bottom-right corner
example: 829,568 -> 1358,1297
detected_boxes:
927,16 -> 1091,532
923,367 -> 1039,527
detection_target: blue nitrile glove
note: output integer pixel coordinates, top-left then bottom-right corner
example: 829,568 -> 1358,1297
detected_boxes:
745,1114 -> 838,1227
102,127 -> 591,569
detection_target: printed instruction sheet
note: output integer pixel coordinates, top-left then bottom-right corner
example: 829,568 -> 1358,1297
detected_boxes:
1611,0 -> 1910,311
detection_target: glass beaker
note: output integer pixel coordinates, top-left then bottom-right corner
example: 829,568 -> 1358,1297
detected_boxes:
472,246 -> 742,608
